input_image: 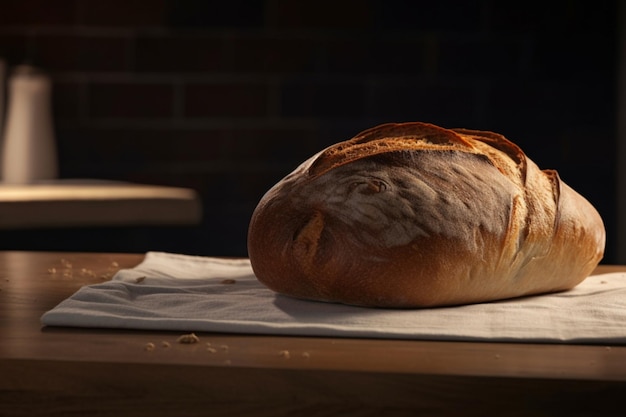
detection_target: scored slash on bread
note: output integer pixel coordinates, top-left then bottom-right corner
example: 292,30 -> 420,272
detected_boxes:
247,122 -> 605,308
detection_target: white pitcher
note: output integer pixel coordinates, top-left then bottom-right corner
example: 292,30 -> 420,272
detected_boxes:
1,65 -> 58,183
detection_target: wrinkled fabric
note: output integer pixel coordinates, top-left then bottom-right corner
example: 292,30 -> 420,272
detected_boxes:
42,252 -> 626,344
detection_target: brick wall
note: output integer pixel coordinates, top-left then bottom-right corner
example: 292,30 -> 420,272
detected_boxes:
0,0 -> 618,261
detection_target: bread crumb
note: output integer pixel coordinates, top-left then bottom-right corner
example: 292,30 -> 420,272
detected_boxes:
279,350 -> 290,359
80,268 -> 96,277
144,342 -> 156,351
161,341 -> 171,348
494,354 -> 501,359
302,352 -> 311,359
221,279 -> 236,284
207,347 -> 217,353
223,359 -> 232,365
220,344 -> 229,352
111,261 -> 119,267
605,346 -> 612,351
47,267 -> 57,274
135,276 -> 146,283
177,333 -> 200,344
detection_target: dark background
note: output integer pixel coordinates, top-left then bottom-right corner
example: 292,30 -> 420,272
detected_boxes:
0,0 -> 619,262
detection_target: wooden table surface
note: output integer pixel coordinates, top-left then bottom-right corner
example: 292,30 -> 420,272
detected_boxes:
1,251 -> 625,417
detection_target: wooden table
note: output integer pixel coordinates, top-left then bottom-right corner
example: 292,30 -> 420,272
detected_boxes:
1,251 -> 625,416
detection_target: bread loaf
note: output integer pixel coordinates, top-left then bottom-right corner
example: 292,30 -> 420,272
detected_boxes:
247,122 -> 605,308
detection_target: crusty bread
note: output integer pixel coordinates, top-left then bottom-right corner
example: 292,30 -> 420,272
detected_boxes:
247,122 -> 606,308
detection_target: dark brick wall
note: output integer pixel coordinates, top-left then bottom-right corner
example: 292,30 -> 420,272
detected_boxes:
0,0 -> 618,261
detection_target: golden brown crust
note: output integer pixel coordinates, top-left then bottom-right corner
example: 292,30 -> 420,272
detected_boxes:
308,122 -> 474,178
247,122 -> 605,308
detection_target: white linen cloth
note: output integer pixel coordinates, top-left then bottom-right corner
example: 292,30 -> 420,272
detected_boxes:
41,252 -> 626,344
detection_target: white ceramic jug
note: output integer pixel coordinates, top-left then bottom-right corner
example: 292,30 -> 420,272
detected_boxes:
1,65 -> 58,183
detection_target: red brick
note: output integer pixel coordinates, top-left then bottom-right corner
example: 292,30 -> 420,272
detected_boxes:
0,0 -> 76,25
184,83 -> 269,118
136,34 -> 321,74
89,83 -> 174,118
0,34 -> 28,64
197,170 -> 289,204
368,82 -> 477,127
52,81 -> 85,120
280,80 -> 367,118
270,0 -> 374,29
226,35 -> 322,73
225,128 -> 319,164
151,129 -> 226,163
135,35 -> 226,72
325,37 -> 428,74
32,35 -> 131,72
79,0 -> 167,26
57,127 -> 226,176
168,0 -> 264,29
117,129 -> 225,163
123,172 -> 210,192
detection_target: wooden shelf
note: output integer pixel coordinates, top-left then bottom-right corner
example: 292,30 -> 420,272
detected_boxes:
0,180 -> 202,229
